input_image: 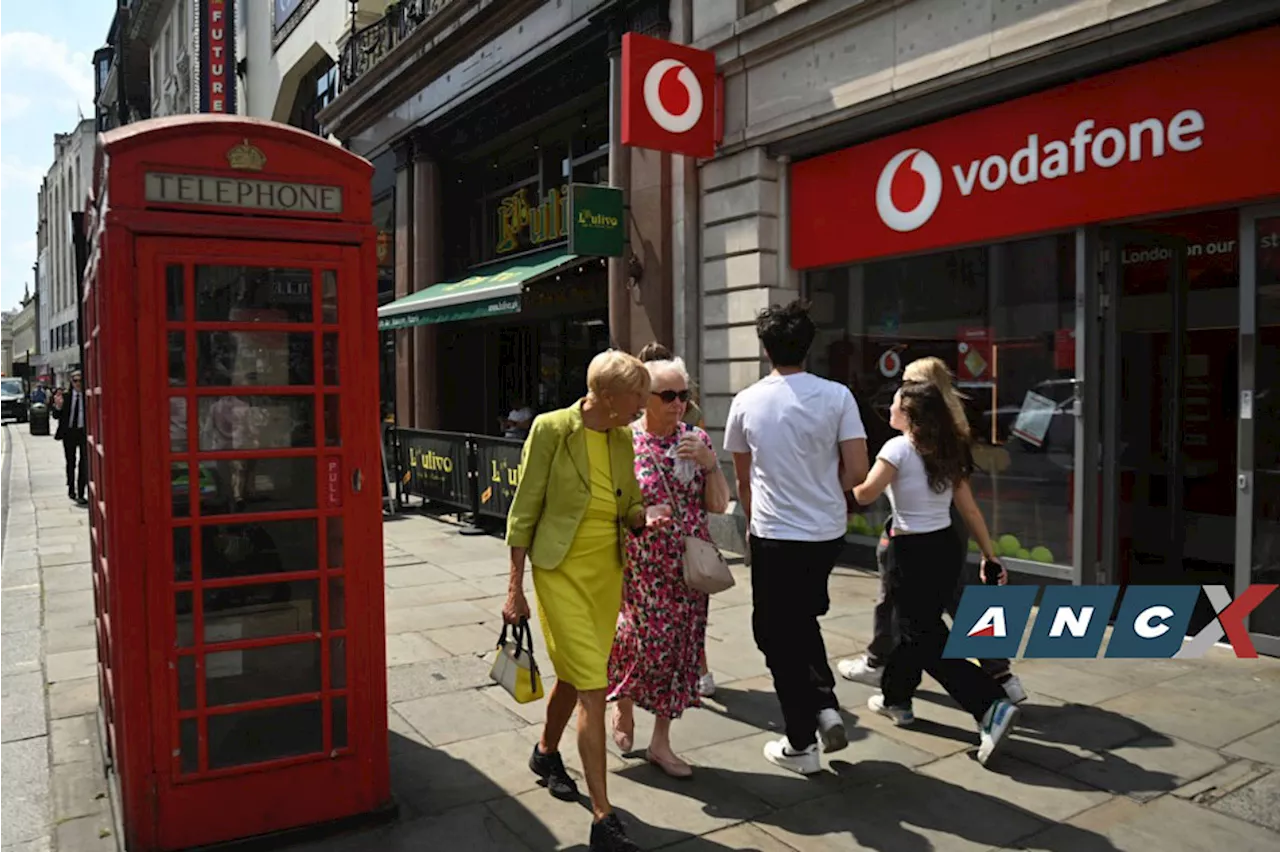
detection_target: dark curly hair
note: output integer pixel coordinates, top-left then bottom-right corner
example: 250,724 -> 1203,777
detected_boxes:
897,381 -> 973,493
756,299 -> 816,367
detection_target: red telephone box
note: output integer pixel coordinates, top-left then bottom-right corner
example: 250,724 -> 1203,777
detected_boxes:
82,115 -> 389,851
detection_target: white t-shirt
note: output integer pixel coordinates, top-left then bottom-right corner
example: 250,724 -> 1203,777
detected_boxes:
505,407 -> 533,438
878,435 -> 953,534
724,372 -> 866,542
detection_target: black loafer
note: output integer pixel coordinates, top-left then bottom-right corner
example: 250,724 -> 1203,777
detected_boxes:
589,813 -> 640,851
529,744 -> 578,801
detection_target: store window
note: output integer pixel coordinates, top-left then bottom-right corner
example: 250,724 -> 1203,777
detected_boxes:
808,233 -> 1077,567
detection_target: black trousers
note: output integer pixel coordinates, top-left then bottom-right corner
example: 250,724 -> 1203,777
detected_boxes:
62,428 -> 87,499
880,525 -> 1006,722
750,534 -> 844,750
867,511 -> 1010,678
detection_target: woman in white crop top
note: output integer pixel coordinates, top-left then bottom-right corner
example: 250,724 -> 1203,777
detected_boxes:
847,381 -> 1020,767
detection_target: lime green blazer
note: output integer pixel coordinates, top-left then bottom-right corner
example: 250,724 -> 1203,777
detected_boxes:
505,401 -> 645,570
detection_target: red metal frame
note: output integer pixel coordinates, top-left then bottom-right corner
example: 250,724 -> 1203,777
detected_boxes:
85,116 -> 387,852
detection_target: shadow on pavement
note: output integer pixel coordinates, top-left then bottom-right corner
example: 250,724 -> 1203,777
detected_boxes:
622,758 -> 1125,852
276,732 -> 561,852
700,684 -> 868,747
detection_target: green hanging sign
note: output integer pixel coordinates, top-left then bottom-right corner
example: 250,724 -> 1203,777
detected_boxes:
567,184 -> 625,258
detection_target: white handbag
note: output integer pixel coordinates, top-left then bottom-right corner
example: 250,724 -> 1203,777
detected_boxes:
648,432 -> 736,595
489,620 -> 545,704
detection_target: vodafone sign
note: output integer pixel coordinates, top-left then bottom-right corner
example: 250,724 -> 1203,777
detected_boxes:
622,33 -> 717,159
791,27 -> 1280,270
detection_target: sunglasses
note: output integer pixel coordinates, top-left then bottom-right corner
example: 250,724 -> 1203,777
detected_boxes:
652,390 -> 691,404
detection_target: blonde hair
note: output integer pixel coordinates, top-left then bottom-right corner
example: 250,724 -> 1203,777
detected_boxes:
586,350 -> 650,400
903,356 -> 970,439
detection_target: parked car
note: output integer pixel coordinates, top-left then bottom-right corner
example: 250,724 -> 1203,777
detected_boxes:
1,378 -> 28,423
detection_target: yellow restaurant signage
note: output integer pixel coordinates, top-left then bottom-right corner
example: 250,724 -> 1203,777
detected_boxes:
496,186 -> 567,254
144,171 -> 344,214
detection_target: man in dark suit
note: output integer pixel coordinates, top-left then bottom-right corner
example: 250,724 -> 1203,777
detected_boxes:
53,370 -> 89,504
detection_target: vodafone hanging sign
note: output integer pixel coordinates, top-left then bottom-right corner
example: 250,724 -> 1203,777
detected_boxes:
622,33 -> 718,159
791,27 -> 1280,270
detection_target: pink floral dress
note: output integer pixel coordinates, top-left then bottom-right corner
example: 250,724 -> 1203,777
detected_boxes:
607,421 -> 712,719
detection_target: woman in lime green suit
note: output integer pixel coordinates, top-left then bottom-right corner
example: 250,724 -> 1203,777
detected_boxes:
503,349 -> 661,852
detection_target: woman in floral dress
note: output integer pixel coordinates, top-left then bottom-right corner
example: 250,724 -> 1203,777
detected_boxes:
608,356 -> 731,777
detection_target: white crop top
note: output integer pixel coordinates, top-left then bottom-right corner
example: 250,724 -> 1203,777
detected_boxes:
878,435 -> 953,534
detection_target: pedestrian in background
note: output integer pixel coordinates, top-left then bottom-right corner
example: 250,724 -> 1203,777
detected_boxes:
724,300 -> 870,775
52,370 -> 88,504
850,380 -> 1018,766
608,356 -> 730,778
839,356 -> 1027,705
502,349 -> 665,852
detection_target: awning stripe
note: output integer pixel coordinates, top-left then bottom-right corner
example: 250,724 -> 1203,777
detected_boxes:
376,250 -> 579,327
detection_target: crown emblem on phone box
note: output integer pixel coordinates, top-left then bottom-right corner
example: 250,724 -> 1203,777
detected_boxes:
226,139 -> 267,171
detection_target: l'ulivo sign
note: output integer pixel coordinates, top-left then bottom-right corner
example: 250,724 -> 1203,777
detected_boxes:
568,184 -> 625,257
399,432 -> 469,509
496,183 -> 625,258
476,440 -> 525,520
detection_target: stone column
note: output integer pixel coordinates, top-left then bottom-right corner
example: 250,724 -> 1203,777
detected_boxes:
607,39 -> 632,351
699,148 -> 790,450
412,143 -> 443,429
393,140 -> 414,429
627,145 -> 672,352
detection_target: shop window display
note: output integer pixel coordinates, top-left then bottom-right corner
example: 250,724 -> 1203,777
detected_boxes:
808,233 -> 1077,567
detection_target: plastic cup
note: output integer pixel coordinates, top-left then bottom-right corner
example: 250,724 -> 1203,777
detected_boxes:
646,505 -> 672,523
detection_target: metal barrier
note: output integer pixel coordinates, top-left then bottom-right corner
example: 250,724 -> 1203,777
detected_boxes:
389,427 -> 524,526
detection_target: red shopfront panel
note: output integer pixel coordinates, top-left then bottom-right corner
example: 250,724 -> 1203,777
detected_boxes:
791,26 -> 1280,269
134,237 -> 384,849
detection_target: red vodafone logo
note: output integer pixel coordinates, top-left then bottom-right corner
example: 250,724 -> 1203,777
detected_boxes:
876,149 -> 943,232
622,33 -> 717,159
790,27 -> 1280,270
878,349 -> 902,378
643,59 -> 703,133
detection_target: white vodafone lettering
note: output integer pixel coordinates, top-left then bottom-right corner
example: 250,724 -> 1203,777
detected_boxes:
948,110 -> 1204,199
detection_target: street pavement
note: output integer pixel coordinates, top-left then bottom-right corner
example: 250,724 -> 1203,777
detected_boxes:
3,422 -> 1280,851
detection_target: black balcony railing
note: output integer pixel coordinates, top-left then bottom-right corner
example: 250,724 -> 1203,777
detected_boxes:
338,0 -> 451,93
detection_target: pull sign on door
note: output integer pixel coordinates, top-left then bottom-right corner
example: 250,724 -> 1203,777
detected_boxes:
621,33 -> 719,159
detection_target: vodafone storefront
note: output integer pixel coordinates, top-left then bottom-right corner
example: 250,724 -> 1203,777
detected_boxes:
790,26 -> 1280,652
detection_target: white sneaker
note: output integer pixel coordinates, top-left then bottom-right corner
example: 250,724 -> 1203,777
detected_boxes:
999,674 -> 1027,705
867,694 -> 915,727
816,708 -> 848,753
697,672 -> 716,697
837,655 -> 883,686
762,737 -> 821,775
978,699 -> 1020,766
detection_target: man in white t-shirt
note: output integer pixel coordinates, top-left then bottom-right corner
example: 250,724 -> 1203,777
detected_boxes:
502,401 -> 535,440
724,300 -> 869,775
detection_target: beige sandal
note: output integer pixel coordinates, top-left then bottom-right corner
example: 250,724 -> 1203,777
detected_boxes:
611,705 -> 634,753
647,750 -> 693,779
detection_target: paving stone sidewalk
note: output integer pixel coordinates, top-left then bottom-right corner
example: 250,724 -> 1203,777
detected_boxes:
4,422 -> 1280,851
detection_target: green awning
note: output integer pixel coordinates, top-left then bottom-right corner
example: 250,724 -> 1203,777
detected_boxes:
377,250 -> 579,330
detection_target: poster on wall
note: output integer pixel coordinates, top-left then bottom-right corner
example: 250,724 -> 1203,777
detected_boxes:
1054,329 -> 1076,371
197,0 -> 238,114
956,327 -> 993,382
1011,391 -> 1056,448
